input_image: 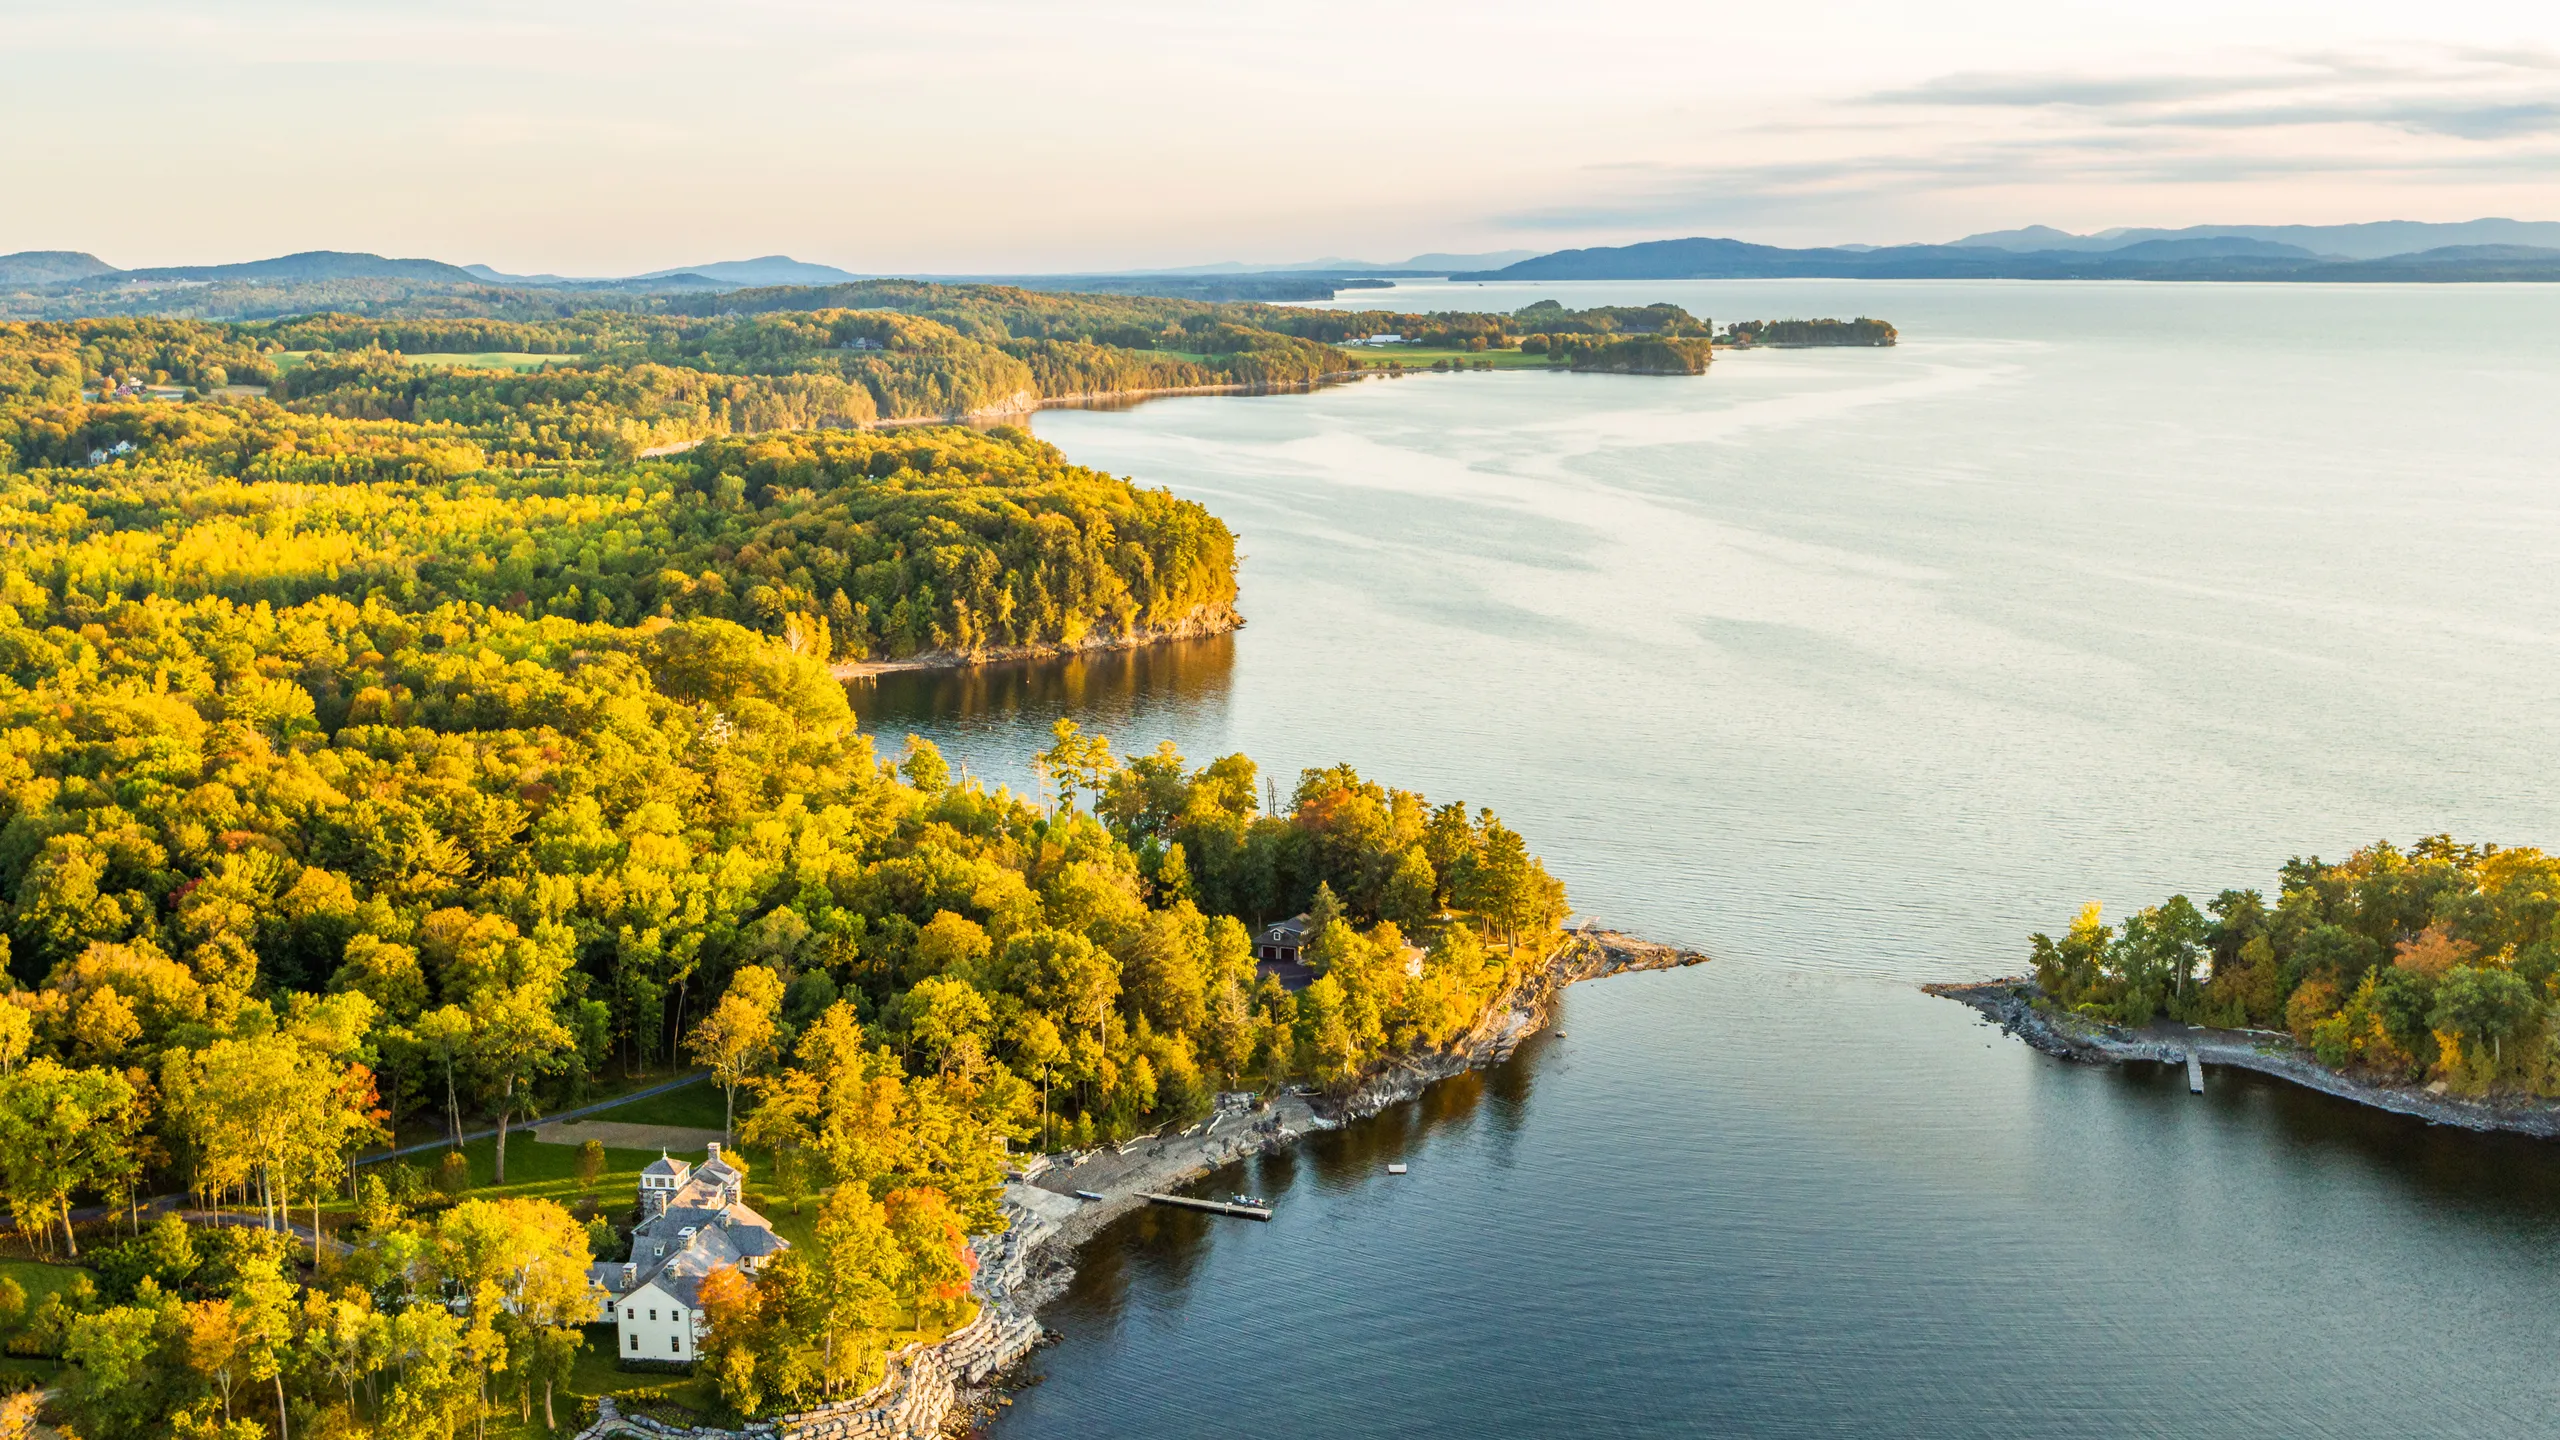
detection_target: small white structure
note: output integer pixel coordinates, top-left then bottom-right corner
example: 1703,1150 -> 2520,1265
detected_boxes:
588,1143 -> 788,1364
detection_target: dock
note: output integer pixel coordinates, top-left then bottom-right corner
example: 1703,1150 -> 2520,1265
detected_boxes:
1138,1192 -> 1272,1221
2186,1051 -> 2205,1094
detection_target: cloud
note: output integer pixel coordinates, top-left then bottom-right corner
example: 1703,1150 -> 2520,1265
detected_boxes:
2148,98 -> 2560,140
1862,49 -> 2560,140
1490,132 -> 2560,235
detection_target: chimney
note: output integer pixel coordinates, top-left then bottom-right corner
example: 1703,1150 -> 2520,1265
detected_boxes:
621,1263 -> 636,1287
706,1142 -> 721,1162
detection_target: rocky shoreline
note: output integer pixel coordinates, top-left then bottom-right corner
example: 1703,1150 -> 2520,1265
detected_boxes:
826,606 -> 1242,680
573,927 -> 1703,1440
1928,977 -> 2560,1138
694,926 -> 1700,1440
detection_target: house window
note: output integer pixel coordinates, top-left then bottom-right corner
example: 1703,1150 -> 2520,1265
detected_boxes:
624,1307 -> 634,1320
649,1309 -> 658,1321
671,1335 -> 681,1353
627,1333 -> 637,1351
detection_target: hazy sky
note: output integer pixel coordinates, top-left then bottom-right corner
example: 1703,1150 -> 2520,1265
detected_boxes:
8,0 -> 2559,272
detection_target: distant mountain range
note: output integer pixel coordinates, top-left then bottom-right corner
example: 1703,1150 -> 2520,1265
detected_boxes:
1454,226 -> 2560,283
9,221 -> 2560,319
1137,250 -> 1538,275
1948,218 -> 2560,260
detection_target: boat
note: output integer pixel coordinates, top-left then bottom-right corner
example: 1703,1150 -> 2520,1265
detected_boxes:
1386,1163 -> 1408,1175
1230,1194 -> 1269,1208
1074,1189 -> 1105,1202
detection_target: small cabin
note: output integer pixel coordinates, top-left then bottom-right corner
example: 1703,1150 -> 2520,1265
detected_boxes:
1258,914 -> 1310,964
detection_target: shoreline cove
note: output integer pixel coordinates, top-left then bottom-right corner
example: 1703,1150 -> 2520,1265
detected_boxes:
570,928 -> 1705,1440
828,607 -> 1242,681
1927,978 -> 2560,1138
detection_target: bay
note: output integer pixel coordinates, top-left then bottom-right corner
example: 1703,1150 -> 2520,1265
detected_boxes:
852,280 -> 2560,1437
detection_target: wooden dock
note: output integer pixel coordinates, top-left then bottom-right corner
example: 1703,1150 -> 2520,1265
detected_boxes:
1138,1192 -> 1272,1221
2186,1051 -> 2205,1094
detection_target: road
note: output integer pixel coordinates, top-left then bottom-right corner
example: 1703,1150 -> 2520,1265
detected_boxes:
56,1069 -> 708,1233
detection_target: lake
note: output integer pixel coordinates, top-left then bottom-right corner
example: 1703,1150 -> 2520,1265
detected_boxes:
854,280 -> 2560,1437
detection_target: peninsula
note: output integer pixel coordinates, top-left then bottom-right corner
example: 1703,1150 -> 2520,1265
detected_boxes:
2,290 -> 1894,674
1935,837 -> 2560,1134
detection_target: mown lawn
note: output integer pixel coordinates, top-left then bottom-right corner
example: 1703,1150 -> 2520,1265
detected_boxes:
581,1076 -> 731,1132
377,1067 -> 704,1152
0,1257 -> 93,1309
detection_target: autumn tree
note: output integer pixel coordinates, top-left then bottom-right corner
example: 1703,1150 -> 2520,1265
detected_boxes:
690,965 -> 785,1142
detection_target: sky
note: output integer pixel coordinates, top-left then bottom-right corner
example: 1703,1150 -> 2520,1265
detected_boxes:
6,0 -> 2560,273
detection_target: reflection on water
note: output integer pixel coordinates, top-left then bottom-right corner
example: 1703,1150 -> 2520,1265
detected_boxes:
945,281 -> 2560,1438
850,634 -> 1237,794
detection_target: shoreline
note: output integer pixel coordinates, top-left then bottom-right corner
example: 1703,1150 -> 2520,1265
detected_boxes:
827,606 -> 1243,680
1927,977 -> 2560,1138
737,927 -> 1708,1440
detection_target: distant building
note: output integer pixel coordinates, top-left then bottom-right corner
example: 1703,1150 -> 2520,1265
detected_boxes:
1257,914 -> 1309,964
587,1143 -> 788,1364
1254,914 -> 1317,991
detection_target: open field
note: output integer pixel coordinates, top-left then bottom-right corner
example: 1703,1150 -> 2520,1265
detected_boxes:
1345,344 -> 1560,370
271,348 -> 575,373
403,350 -> 576,369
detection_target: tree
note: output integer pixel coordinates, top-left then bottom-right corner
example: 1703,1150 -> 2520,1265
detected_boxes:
232,1251 -> 300,1440
410,1006 -> 476,1149
473,985 -> 572,1186
884,1187 -> 974,1332
436,1150 -> 473,1197
0,1058 -> 142,1257
2431,965 -> 2535,1075
1011,1013 -> 1066,1147
903,976 -> 992,1074
63,1300 -> 176,1440
690,966 -> 785,1142
1034,718 -> 1116,811
575,1138 -> 607,1195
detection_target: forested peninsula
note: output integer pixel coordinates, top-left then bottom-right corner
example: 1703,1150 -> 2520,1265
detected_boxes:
1938,838 -> 2560,1133
0,284 -> 1660,1440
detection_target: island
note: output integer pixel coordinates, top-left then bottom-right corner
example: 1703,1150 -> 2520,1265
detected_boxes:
1933,836 -> 2560,1135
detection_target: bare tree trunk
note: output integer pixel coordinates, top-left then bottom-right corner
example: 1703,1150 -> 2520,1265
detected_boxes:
494,1076 -> 516,1184
61,1197 -> 77,1258
275,1370 -> 291,1440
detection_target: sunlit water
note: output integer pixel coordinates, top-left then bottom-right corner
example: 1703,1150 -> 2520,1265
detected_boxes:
851,281 -> 2560,1438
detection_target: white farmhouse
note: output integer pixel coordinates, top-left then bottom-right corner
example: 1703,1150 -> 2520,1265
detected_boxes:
588,1143 -> 789,1364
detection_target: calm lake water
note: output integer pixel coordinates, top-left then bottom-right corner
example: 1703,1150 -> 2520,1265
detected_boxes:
856,281 -> 2560,1438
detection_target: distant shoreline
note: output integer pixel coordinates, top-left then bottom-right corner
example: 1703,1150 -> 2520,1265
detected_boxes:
1928,978 -> 2560,1138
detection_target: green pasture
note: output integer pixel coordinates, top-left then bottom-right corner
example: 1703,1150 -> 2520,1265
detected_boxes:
1344,344 -> 1556,369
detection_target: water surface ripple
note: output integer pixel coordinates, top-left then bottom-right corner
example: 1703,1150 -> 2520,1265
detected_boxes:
850,281 -> 2560,1438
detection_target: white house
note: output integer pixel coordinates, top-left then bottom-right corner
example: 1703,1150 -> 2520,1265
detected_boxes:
588,1143 -> 789,1364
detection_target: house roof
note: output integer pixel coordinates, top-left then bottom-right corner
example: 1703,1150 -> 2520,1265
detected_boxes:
641,1152 -> 691,1181
605,1144 -> 789,1307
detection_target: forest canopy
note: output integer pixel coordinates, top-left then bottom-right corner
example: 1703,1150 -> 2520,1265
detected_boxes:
0,291 -> 1576,1439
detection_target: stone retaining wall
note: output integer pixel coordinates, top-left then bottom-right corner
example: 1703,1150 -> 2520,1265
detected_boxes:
571,1196 -> 1057,1440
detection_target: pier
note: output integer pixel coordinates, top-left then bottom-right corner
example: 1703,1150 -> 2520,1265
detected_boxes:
1139,1192 -> 1272,1221
2186,1051 -> 2205,1094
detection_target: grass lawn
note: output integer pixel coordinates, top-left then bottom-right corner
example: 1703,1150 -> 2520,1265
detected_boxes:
1345,344 -> 1558,370
0,1258 -> 91,1308
379,1067 -> 705,1151
582,1076 -> 731,1132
